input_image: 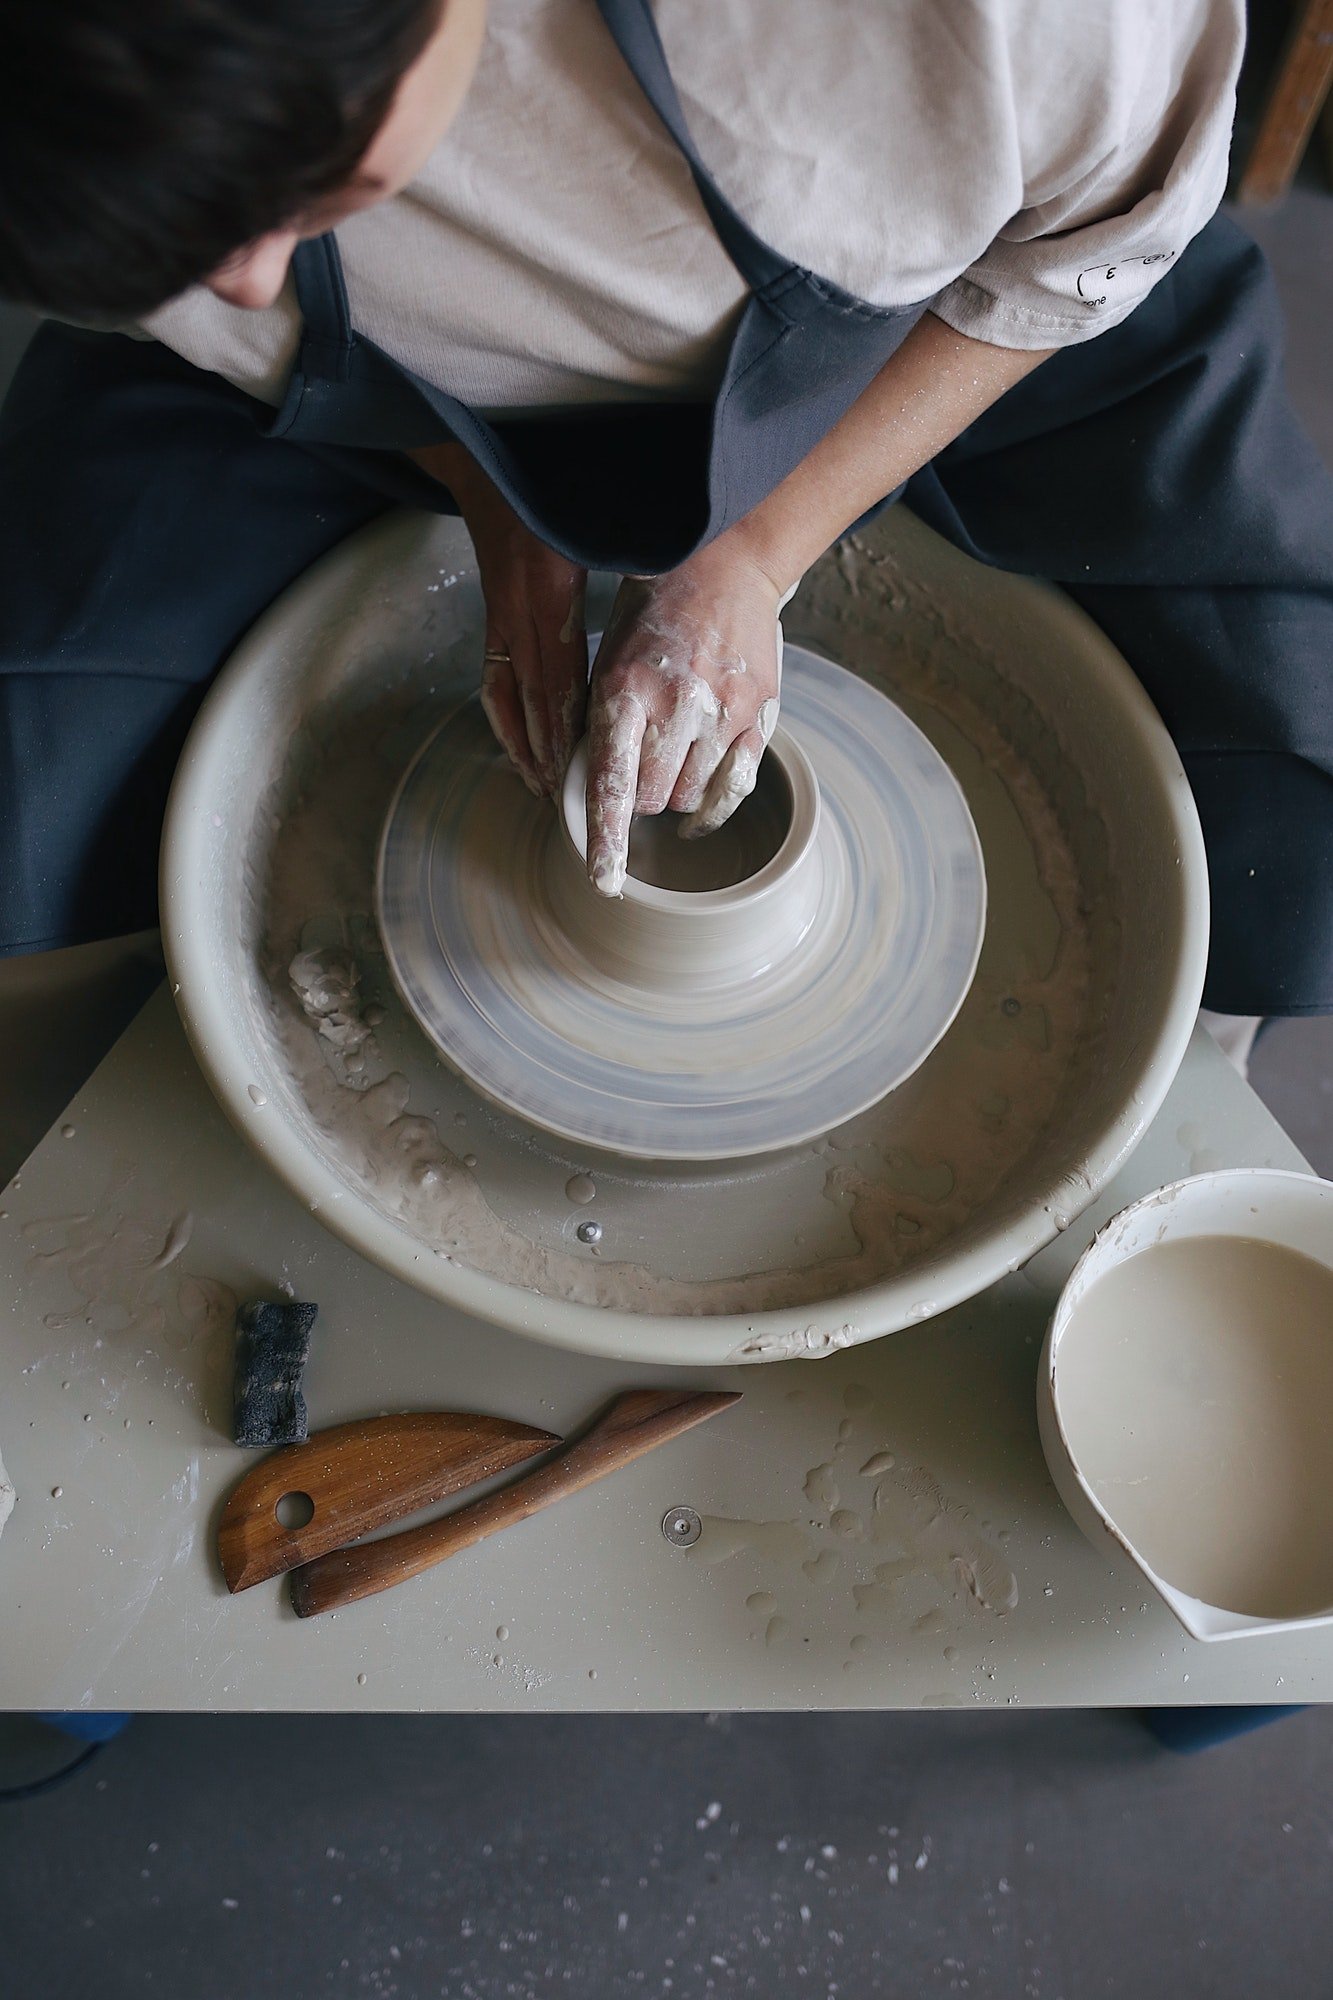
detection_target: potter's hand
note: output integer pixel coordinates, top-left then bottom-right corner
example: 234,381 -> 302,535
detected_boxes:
410,442 -> 587,795
575,314 -> 1052,889
585,542 -> 786,898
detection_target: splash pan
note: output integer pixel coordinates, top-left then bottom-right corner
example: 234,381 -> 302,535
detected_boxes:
162,509 -> 1208,1364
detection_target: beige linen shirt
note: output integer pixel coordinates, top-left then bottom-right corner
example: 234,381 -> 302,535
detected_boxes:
143,0 -> 1245,414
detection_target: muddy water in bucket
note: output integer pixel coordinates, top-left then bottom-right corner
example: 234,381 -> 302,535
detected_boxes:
1058,1237 -> 1333,1620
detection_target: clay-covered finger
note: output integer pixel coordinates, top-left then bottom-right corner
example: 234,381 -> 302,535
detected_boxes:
586,690 -> 648,898
668,729 -> 726,816
480,647 -> 543,797
636,674 -> 719,816
670,693 -> 778,814
680,726 -> 766,839
509,627 -> 559,794
543,577 -> 590,781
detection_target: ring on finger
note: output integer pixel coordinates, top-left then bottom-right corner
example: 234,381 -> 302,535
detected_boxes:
483,648 -> 512,667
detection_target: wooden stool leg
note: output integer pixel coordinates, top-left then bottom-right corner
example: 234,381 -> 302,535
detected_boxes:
1237,0 -> 1333,205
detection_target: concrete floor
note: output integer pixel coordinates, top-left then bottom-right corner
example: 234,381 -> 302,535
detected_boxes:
1,170 -> 1332,2000
2,1707 -> 1333,2000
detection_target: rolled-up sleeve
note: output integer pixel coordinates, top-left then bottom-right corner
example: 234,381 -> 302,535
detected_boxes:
931,0 -> 1245,349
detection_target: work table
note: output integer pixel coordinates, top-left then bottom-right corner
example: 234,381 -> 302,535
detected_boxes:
1,986 -> 1327,1713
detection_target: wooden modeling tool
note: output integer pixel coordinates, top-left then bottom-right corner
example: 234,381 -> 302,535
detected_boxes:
217,1411 -> 560,1592
289,1387 -> 741,1618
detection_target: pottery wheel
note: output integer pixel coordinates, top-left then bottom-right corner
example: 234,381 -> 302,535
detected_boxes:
377,645 -> 986,1161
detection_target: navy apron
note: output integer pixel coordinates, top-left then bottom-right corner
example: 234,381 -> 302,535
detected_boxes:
0,0 -> 1330,1014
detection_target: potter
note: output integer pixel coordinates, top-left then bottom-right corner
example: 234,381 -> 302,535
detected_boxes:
2,0 -> 1331,1041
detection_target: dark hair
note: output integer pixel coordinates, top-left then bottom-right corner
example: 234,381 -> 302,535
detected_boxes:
0,0 -> 443,318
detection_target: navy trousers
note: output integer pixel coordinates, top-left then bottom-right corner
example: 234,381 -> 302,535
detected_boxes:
1,219 -> 1330,1013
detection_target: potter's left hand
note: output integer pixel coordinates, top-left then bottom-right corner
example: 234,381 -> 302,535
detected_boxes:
585,539 -> 789,898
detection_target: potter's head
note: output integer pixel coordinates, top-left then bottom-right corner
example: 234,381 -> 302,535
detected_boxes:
0,0 -> 486,318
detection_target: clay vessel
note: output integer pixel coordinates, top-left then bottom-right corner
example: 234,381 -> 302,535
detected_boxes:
551,727 -> 823,996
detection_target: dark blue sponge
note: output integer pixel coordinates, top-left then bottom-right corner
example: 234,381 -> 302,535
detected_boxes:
233,1300 -> 318,1448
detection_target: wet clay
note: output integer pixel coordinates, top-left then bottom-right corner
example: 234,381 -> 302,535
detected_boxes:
625,752 -> 791,892
23,1169 -> 236,1352
688,1407 -> 1017,1655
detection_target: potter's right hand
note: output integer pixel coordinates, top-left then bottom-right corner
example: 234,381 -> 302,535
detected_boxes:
410,443 -> 588,796
582,541 -> 786,899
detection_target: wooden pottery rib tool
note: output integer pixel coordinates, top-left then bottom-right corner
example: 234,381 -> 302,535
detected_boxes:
290,1387 -> 741,1619
217,1411 -> 561,1592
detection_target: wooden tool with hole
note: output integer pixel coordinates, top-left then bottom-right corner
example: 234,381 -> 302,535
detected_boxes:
217,1411 -> 560,1592
216,1389 -> 740,1616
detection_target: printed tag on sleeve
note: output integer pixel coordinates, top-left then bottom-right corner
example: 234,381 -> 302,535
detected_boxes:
1077,251 -> 1177,307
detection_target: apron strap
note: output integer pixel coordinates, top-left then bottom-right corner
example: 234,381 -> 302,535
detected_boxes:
291,232 -> 355,379
593,0 -> 791,294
